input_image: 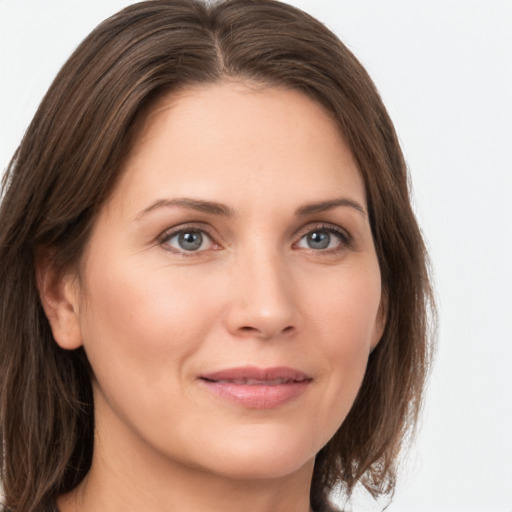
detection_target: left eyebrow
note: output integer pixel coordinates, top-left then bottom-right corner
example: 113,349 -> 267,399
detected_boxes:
295,198 -> 367,218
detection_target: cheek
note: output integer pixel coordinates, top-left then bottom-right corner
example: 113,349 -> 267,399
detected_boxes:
303,264 -> 381,432
77,256 -> 220,388
308,262 -> 382,350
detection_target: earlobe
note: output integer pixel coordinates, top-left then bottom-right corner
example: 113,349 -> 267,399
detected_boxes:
36,256 -> 83,350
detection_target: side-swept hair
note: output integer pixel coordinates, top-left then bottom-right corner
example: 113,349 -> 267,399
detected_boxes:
0,1 -> 435,511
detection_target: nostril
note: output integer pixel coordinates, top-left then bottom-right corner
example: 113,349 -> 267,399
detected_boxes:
237,324 -> 295,338
240,326 -> 258,333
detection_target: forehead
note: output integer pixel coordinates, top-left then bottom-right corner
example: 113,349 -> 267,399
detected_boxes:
108,81 -> 366,217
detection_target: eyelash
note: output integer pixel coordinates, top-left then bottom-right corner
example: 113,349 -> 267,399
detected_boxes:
158,222 -> 352,256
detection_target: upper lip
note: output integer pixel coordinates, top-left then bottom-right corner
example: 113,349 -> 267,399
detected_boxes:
199,366 -> 312,384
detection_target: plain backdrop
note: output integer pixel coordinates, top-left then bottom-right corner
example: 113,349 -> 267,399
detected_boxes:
1,1 -> 511,511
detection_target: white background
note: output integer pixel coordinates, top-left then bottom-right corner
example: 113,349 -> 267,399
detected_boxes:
1,1 -> 511,511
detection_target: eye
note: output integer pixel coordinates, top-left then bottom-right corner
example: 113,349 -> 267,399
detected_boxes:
295,225 -> 350,252
160,228 -> 217,254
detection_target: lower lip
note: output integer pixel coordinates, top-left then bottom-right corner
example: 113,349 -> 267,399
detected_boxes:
199,379 -> 311,409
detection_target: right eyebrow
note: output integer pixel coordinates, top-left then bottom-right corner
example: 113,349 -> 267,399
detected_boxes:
135,197 -> 236,221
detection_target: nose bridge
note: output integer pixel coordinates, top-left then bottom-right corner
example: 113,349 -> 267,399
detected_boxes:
226,238 -> 298,338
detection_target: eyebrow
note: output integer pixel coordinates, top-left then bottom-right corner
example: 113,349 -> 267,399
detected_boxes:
295,198 -> 367,218
136,196 -> 366,220
136,197 -> 235,220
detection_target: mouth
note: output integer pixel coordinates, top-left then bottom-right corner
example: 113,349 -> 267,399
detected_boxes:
203,377 -> 306,385
198,366 -> 312,409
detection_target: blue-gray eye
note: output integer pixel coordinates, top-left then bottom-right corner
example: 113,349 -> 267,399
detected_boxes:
178,231 -> 203,251
297,228 -> 345,251
307,231 -> 330,249
165,230 -> 210,252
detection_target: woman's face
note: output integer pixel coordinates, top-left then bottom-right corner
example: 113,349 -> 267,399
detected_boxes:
65,82 -> 384,481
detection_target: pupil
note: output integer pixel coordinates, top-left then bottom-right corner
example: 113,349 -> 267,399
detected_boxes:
308,231 -> 330,249
179,231 -> 202,251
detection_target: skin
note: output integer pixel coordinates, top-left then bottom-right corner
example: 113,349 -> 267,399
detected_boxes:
41,81 -> 384,512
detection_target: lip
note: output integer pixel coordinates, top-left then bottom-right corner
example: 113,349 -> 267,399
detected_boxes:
198,366 -> 312,409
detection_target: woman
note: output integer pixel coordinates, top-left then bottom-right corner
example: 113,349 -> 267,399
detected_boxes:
0,1 -> 434,511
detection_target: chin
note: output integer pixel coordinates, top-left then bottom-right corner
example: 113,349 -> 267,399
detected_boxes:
188,433 -> 319,481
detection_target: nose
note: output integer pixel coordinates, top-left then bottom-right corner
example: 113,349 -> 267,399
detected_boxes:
224,250 -> 300,340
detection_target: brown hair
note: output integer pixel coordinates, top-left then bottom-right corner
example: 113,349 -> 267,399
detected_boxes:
0,1 -> 435,511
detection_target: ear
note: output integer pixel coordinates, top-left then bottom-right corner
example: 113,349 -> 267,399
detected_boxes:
370,292 -> 387,352
36,255 -> 83,350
